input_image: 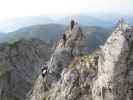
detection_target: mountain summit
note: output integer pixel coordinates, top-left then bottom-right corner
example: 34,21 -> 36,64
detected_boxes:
29,20 -> 83,100
92,19 -> 133,100
29,19 -> 133,100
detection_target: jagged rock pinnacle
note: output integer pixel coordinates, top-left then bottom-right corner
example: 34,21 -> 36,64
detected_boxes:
48,20 -> 83,76
115,19 -> 133,41
116,18 -> 129,31
70,20 -> 75,30
56,20 -> 83,49
30,20 -> 83,100
29,20 -> 133,100
92,20 -> 133,100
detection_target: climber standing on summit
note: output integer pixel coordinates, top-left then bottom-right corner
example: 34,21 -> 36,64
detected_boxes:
62,20 -> 75,47
70,20 -> 75,30
62,33 -> 66,46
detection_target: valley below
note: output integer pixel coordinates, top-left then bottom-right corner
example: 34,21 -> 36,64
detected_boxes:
0,19 -> 132,100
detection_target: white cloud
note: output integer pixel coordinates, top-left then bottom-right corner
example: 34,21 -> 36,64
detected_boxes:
0,0 -> 132,20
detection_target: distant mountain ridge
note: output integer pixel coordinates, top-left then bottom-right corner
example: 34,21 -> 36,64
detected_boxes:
0,14 -> 133,32
0,32 -> 7,42
1,24 -> 110,53
6,24 -> 67,44
0,16 -> 54,32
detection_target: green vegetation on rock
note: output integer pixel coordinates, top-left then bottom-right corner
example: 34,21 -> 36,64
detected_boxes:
0,64 -> 11,77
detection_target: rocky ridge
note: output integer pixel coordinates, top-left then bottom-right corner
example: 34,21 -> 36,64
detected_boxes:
92,19 -> 133,100
30,21 -> 83,100
30,20 -> 133,100
0,39 -> 51,100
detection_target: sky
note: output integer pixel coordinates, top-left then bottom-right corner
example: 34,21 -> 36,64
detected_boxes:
0,0 -> 133,32
0,0 -> 133,20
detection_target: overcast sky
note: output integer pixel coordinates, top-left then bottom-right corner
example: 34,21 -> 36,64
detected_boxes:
0,0 -> 133,20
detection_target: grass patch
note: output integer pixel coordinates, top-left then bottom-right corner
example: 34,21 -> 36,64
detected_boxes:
0,64 -> 11,77
14,96 -> 20,100
68,49 -> 100,70
43,97 -> 47,100
68,56 -> 81,69
8,41 -> 19,48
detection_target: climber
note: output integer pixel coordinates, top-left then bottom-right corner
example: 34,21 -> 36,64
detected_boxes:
62,34 -> 66,46
41,63 -> 48,78
125,28 -> 130,32
40,63 -> 49,90
70,20 -> 75,30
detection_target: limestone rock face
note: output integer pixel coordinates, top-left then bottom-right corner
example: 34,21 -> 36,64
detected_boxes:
30,51 -> 99,100
48,22 -> 83,77
46,51 -> 99,100
30,21 -> 84,100
30,20 -> 133,100
0,39 -> 51,100
92,19 -> 133,100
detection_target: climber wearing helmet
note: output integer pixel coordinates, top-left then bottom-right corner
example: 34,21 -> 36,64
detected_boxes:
41,63 -> 48,78
40,63 -> 49,90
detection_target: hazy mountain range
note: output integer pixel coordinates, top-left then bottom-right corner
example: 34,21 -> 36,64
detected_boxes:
5,24 -> 67,43
0,24 -> 110,53
0,14 -> 132,100
0,14 -> 133,32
